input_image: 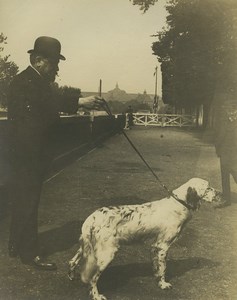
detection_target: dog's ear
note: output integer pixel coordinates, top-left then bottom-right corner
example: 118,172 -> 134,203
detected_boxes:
186,187 -> 201,210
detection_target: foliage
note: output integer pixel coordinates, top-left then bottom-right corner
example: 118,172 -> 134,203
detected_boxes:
51,82 -> 82,98
126,98 -> 151,112
130,0 -> 160,12
152,0 -> 237,110
107,100 -> 125,114
108,98 -> 151,114
0,33 -> 19,108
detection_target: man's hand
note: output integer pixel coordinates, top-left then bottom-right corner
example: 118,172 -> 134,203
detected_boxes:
78,96 -> 105,110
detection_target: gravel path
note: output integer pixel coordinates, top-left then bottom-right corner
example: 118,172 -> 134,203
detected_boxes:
0,127 -> 236,299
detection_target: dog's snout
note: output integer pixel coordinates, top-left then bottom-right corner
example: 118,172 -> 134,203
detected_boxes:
214,190 -> 223,201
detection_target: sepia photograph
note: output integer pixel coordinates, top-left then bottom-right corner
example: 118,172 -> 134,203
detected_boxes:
0,0 -> 237,299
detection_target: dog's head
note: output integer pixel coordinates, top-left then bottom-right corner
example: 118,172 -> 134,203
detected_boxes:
174,178 -> 222,209
187,178 -> 223,204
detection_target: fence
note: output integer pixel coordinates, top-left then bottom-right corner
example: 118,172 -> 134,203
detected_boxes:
129,113 -> 196,127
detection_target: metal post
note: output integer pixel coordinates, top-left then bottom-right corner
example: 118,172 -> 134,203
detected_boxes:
99,79 -> 102,97
153,66 -> 158,113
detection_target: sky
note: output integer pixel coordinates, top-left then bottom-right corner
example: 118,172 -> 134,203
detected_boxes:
1,0 -> 167,95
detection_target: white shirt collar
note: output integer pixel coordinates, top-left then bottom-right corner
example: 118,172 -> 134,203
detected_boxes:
30,65 -> 42,77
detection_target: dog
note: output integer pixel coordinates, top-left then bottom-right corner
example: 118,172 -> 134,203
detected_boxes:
68,178 -> 222,300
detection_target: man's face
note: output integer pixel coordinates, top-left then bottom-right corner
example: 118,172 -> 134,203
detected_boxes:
38,57 -> 60,83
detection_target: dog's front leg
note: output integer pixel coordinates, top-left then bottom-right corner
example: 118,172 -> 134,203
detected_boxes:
151,242 -> 172,289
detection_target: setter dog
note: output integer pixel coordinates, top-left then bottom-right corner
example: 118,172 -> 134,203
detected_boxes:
68,178 -> 221,300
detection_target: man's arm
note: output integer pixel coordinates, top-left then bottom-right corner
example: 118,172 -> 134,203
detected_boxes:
78,96 -> 105,110
58,95 -> 105,114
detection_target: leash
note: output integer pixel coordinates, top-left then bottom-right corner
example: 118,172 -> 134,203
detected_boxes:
98,99 -> 194,211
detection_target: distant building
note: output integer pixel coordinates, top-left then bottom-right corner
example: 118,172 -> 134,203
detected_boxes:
81,84 -> 164,109
105,83 -> 129,103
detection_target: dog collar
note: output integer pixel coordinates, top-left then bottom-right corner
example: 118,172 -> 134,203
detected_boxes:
170,192 -> 196,210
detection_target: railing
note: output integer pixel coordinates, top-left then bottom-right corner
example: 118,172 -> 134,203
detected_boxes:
130,113 -> 196,127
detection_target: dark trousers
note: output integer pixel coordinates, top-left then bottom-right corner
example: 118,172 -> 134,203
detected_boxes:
9,160 -> 47,261
220,156 -> 237,202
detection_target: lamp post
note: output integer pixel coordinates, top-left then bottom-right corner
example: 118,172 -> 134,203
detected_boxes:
153,66 -> 158,113
99,79 -> 102,97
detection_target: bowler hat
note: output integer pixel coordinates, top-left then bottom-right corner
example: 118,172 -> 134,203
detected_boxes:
27,36 -> 66,60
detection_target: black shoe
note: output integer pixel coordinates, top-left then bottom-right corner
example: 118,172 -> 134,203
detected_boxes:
31,256 -> 57,271
8,245 -> 18,258
215,200 -> 231,209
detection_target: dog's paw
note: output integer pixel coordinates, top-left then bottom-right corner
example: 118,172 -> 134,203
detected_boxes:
158,281 -> 172,290
91,293 -> 107,300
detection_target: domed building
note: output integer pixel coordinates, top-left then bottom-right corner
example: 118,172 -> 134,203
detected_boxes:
106,83 -> 130,103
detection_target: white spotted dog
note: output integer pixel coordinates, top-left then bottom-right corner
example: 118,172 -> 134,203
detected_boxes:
68,178 -> 222,300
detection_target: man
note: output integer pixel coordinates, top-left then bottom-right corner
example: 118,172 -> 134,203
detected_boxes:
214,93 -> 237,208
126,105 -> 134,129
7,36 -> 103,270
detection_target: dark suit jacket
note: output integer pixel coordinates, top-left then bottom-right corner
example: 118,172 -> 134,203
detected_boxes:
7,66 -> 78,171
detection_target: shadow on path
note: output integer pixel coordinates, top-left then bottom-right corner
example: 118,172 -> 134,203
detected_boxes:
39,220 -> 83,256
99,257 -> 219,292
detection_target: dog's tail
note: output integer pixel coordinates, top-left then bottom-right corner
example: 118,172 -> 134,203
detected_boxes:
68,224 -> 98,283
68,236 -> 84,280
68,215 -> 95,281
79,227 -> 98,284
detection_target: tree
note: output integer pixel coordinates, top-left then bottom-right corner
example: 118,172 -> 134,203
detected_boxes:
107,100 -> 126,114
130,0 -> 160,12
0,33 -> 19,108
152,0 -> 237,117
51,83 -> 82,114
52,82 -> 82,99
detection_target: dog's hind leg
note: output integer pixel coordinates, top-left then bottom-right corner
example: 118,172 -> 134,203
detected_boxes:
151,241 -> 172,290
88,242 -> 118,300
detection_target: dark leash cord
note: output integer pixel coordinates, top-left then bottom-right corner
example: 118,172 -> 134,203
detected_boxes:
98,99 -> 194,210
